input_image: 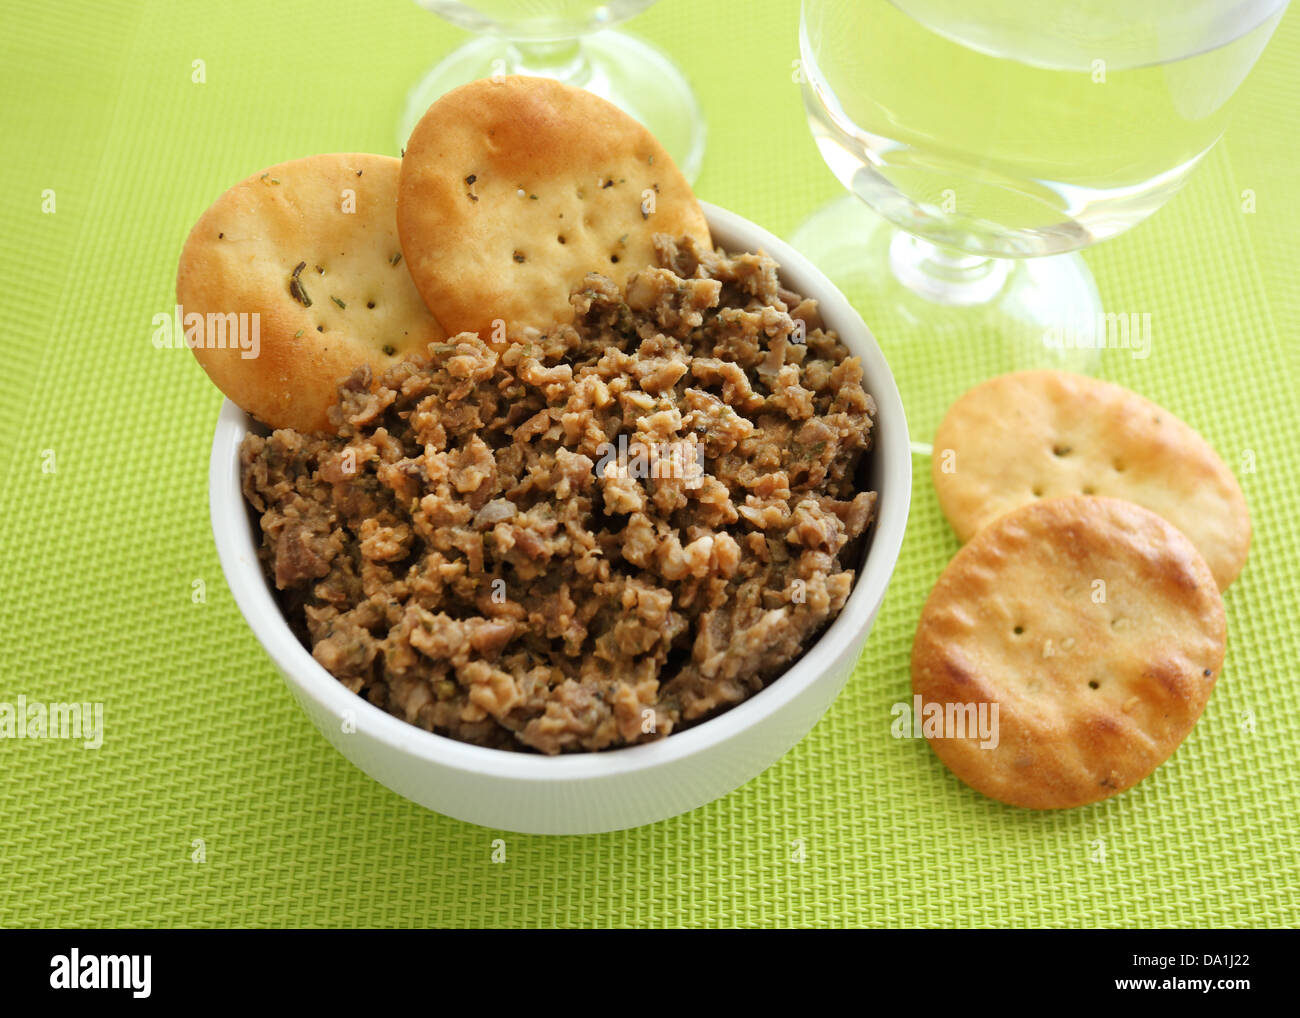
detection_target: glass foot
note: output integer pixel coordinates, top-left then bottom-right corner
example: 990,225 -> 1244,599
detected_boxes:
398,31 -> 706,183
790,194 -> 1122,446
790,195 -> 1105,376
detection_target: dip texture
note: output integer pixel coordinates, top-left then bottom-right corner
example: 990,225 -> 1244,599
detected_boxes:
240,236 -> 878,753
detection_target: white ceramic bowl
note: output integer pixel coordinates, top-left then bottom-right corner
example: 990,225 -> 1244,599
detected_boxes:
209,202 -> 911,834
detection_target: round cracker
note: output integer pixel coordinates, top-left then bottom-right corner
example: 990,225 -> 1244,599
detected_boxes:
931,370 -> 1250,589
177,153 -> 445,433
911,495 -> 1226,810
396,75 -> 712,338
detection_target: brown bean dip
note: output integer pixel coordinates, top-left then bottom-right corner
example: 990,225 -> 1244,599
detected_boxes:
240,236 -> 878,753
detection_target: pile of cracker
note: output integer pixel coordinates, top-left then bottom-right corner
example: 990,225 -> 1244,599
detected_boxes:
913,370 -> 1251,809
176,75 -> 710,433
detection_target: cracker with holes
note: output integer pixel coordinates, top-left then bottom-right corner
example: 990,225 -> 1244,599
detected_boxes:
911,495 -> 1226,810
396,75 -> 712,338
931,370 -> 1250,589
177,153 -> 445,433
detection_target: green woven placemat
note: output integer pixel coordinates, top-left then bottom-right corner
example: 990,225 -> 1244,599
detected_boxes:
2,0 -> 1297,928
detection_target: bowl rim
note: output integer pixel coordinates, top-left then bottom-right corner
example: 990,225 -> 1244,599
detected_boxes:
209,199 -> 911,783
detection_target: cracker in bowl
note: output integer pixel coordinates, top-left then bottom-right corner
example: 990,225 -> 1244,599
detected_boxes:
177,153 -> 445,433
397,75 -> 712,339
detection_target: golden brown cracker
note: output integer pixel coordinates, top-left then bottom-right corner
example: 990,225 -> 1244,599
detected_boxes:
396,75 -> 712,339
177,153 -> 445,433
931,370 -> 1250,589
911,495 -> 1226,810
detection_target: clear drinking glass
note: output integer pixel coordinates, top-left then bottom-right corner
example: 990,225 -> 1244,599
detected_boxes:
793,0 -> 1287,371
399,1 -> 706,181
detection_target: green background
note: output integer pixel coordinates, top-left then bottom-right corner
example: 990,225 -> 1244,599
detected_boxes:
2,0 -> 1297,927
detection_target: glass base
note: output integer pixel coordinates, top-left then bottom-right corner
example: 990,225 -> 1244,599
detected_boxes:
791,195 -> 1104,376
398,31 -> 706,183
790,195 -> 1115,446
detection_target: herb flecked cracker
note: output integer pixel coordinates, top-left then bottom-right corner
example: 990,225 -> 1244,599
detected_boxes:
397,75 -> 712,339
177,153 -> 445,433
931,370 -> 1251,589
911,495 -> 1226,810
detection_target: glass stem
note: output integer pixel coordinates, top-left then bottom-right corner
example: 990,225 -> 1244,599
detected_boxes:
505,38 -> 592,88
887,230 -> 1011,306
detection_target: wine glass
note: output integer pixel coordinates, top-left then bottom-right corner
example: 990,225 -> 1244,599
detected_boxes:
792,0 -> 1287,376
399,1 -> 706,182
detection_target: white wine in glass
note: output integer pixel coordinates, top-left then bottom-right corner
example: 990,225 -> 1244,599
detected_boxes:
793,0 -> 1287,372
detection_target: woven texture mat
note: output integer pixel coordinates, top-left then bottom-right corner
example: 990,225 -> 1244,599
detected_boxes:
2,0 -> 1297,927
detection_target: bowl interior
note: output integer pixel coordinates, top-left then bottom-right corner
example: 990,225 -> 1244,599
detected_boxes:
210,201 -> 911,780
